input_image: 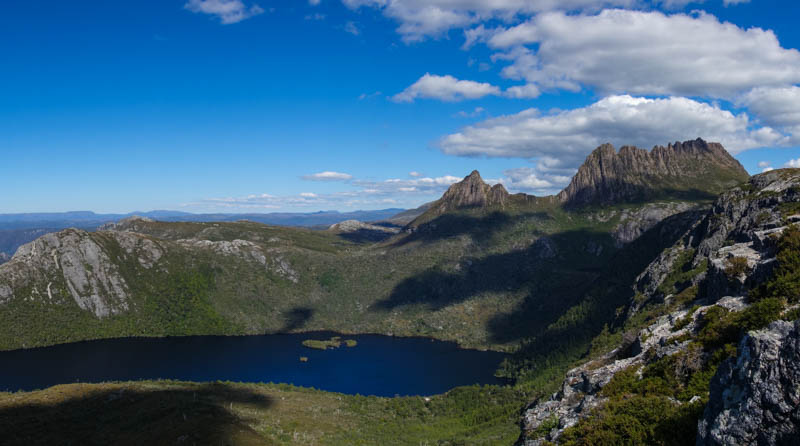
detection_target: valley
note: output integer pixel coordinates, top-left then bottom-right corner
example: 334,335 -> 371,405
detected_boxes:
3,140 -> 800,445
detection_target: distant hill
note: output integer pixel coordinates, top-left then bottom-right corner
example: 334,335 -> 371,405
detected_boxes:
0,208 -> 409,255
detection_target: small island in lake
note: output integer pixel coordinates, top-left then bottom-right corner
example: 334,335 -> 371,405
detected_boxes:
302,336 -> 358,350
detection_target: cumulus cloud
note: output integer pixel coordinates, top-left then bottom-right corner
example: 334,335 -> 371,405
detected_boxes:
740,86 -> 800,143
184,0 -> 264,24
786,159 -> 800,168
500,167 -> 558,193
440,95 -> 789,172
392,73 -> 500,102
341,0 -> 637,42
504,83 -> 541,99
354,175 -> 462,194
484,9 -> 800,99
302,171 -> 354,181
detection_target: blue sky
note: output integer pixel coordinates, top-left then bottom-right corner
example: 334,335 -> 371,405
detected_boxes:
2,0 -> 799,213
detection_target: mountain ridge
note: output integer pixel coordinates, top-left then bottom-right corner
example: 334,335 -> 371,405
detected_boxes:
558,138 -> 749,205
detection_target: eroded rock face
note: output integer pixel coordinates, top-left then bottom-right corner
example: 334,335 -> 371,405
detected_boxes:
429,170 -> 509,215
558,139 -> 749,206
518,296 -> 747,445
697,320 -> 800,446
612,202 -> 695,246
176,238 -> 299,283
0,229 -> 131,317
328,220 -> 400,234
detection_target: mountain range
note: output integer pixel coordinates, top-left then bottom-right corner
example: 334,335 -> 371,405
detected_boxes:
2,138 -> 799,445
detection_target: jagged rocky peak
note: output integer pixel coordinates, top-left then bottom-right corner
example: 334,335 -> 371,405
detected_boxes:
434,170 -> 509,213
558,138 -> 750,206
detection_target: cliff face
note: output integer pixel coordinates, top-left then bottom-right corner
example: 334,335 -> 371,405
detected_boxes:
558,138 -> 749,206
698,319 -> 800,446
412,170 -> 510,223
437,170 -> 509,211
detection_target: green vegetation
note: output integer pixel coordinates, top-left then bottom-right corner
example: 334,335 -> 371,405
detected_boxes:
301,337 -> 357,350
753,225 -> 800,302
301,336 -> 356,350
0,380 -> 530,446
554,225 -> 800,445
657,249 -> 707,297
724,256 -> 750,279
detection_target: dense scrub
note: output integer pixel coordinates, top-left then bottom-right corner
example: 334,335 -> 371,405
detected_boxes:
555,225 -> 799,445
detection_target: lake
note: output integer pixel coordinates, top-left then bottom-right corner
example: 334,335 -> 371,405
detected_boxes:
0,332 -> 508,396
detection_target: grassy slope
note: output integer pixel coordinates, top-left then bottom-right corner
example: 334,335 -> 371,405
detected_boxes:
0,380 -> 529,446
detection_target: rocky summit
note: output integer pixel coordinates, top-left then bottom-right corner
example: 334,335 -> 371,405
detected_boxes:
425,170 -> 510,216
558,138 -> 750,206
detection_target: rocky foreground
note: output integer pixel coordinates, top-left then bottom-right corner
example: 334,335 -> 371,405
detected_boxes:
519,168 -> 800,445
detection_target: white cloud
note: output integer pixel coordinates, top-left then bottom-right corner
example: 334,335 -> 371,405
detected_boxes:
192,173 -> 465,211
758,161 -> 771,168
723,0 -> 750,5
454,107 -> 486,118
504,83 -> 541,99
500,167 -> 558,193
393,73 -> 500,102
302,171 -> 354,181
762,167 -> 775,173
309,0 -> 322,5
353,175 -> 463,197
341,0 -> 637,42
439,95 -> 789,170
485,9 -> 800,99
344,21 -> 361,35
740,86 -> 800,143
785,159 -> 800,168
409,171 -> 423,177
184,0 -> 264,24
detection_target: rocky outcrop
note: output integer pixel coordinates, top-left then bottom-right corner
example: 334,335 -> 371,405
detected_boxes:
0,229 -> 134,317
698,169 -> 800,300
698,320 -> 800,446
425,171 -> 509,217
519,169 -> 800,445
612,202 -> 696,246
328,220 -> 400,234
519,296 -> 747,445
558,139 -> 749,206
176,238 -> 299,283
0,252 -> 9,265
98,215 -> 155,232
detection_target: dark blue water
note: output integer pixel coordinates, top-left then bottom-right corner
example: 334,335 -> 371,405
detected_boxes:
0,332 -> 507,396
